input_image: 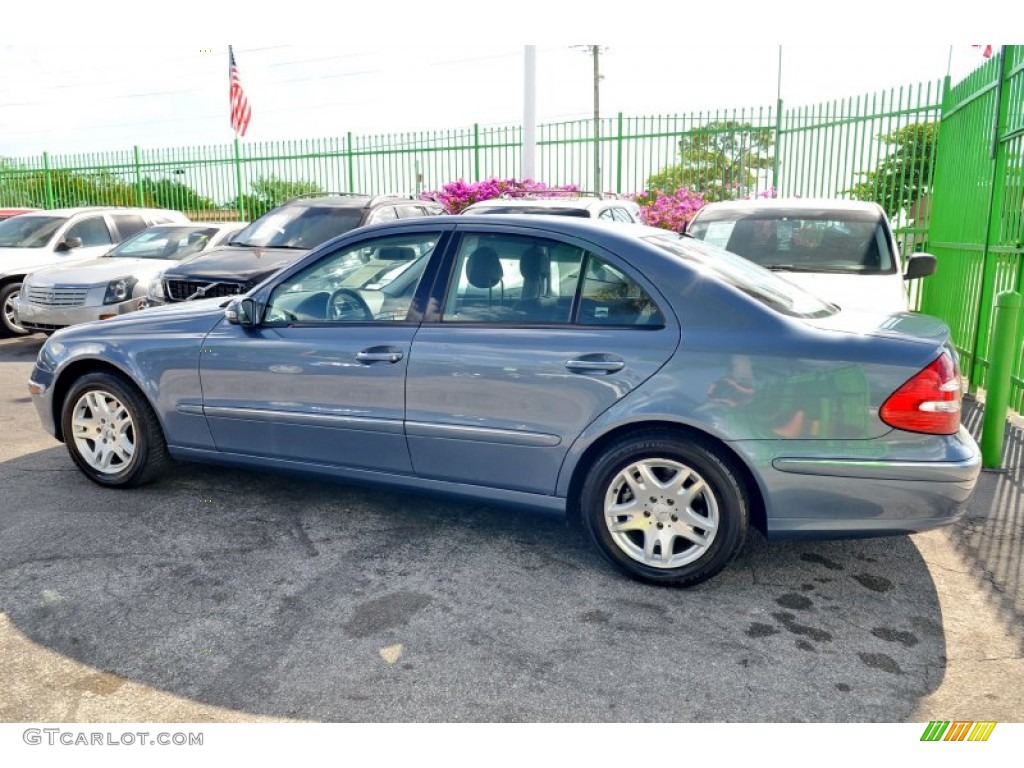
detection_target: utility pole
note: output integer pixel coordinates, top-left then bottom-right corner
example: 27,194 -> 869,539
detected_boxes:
575,45 -> 605,194
523,46 -> 537,181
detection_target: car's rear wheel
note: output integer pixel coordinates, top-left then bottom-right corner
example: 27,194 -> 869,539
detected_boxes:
0,282 -> 29,336
581,432 -> 749,587
61,372 -> 171,487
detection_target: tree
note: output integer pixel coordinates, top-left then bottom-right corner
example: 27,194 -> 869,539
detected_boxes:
848,122 -> 937,219
230,176 -> 324,219
647,121 -> 775,202
139,178 -> 216,212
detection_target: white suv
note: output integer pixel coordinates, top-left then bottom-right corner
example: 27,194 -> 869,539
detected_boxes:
0,206 -> 187,335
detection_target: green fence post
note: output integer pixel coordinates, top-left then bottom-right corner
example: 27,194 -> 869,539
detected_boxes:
42,152 -> 55,209
233,138 -> 245,219
346,132 -> 355,193
133,145 -> 145,206
773,98 -> 783,192
473,123 -> 480,182
981,291 -> 1022,468
615,112 -> 623,194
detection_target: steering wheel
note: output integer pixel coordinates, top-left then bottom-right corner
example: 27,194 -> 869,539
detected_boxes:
327,288 -> 373,321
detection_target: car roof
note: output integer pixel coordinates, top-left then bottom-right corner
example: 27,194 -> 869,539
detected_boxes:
278,194 -> 433,209
17,206 -> 184,218
695,198 -> 885,216
464,197 -> 633,211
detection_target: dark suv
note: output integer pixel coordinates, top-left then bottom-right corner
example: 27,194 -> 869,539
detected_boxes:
151,194 -> 445,304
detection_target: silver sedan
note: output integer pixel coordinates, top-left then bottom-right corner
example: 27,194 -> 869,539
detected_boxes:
14,222 -> 244,333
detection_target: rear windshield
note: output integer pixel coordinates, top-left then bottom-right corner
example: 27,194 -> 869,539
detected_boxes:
644,234 -> 837,319
688,208 -> 894,274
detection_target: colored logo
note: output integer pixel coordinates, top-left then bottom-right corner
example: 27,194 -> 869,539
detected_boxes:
921,721 -> 997,741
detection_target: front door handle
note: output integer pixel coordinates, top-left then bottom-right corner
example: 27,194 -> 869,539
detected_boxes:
356,347 -> 404,364
565,356 -> 625,374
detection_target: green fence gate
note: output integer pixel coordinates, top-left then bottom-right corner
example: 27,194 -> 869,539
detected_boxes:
921,45 -> 1024,413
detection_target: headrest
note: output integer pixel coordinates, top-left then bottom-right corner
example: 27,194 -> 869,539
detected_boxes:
466,247 -> 503,289
519,246 -> 550,281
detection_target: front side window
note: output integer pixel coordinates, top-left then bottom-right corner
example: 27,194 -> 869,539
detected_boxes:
265,232 -> 441,324
441,233 -> 664,327
66,217 -> 113,247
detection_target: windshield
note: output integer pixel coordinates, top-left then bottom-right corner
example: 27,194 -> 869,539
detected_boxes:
0,215 -> 65,248
230,206 -> 364,249
644,234 -> 837,319
688,208 -> 894,274
105,225 -> 223,260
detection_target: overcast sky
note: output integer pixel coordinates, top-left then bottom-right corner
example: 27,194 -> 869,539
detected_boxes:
0,1 -> 1004,159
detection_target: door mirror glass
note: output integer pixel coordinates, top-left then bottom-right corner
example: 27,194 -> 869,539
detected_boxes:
57,236 -> 83,251
226,297 -> 260,326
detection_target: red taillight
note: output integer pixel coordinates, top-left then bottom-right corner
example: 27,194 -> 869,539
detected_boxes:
880,351 -> 962,434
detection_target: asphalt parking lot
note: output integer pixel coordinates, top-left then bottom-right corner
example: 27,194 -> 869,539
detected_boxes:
0,333 -> 1021,723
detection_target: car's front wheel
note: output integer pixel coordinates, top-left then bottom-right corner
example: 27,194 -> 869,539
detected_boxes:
61,372 -> 171,487
581,432 -> 749,587
0,282 -> 29,337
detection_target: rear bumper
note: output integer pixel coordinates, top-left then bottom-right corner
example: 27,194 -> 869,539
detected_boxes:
732,427 -> 981,540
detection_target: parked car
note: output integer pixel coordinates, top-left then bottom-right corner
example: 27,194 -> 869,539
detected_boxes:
0,206 -> 188,336
151,194 -> 446,305
13,222 -> 245,334
685,199 -> 936,313
462,193 -> 643,223
28,216 -> 980,588
0,208 -> 39,221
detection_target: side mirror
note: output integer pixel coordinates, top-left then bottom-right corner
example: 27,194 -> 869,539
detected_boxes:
904,252 -> 937,281
57,236 -> 83,252
226,297 -> 260,327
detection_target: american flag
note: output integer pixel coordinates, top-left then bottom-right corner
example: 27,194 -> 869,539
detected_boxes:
229,45 -> 252,137
972,44 -> 994,59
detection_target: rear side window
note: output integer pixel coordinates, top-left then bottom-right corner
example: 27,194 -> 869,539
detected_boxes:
111,214 -> 148,240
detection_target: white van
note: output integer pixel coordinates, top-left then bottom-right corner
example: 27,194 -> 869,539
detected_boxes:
685,199 -> 936,314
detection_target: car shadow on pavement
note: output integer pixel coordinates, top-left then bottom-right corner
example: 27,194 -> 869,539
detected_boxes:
0,444 -> 953,722
958,397 -> 1024,656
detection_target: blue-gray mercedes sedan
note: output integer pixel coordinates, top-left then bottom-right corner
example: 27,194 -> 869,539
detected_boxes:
28,216 -> 981,587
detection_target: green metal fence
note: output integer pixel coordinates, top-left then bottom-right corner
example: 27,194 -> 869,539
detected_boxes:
920,46 -> 1024,413
0,81 -> 942,221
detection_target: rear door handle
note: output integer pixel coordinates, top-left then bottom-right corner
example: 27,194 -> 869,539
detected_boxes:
565,357 -> 625,374
356,347 -> 404,364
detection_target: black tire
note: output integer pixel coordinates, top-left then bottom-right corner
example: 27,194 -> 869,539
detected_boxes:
580,432 -> 749,587
60,372 -> 171,487
0,282 -> 29,337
